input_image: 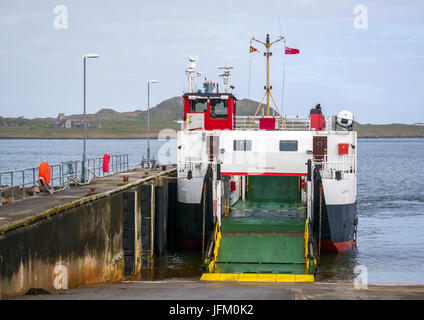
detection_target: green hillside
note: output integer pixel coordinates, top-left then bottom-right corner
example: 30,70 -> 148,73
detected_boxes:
0,97 -> 423,138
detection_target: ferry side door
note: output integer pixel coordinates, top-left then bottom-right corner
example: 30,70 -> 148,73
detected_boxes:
313,136 -> 327,169
206,135 -> 219,162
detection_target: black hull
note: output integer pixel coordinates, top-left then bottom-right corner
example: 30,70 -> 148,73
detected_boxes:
175,202 -> 204,249
175,165 -> 215,250
319,202 -> 357,252
313,169 -> 358,252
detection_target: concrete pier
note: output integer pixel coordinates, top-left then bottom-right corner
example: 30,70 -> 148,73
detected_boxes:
0,167 -> 177,299
11,280 -> 424,300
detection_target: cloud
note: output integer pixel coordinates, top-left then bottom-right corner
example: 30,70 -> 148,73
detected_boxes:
0,0 -> 423,123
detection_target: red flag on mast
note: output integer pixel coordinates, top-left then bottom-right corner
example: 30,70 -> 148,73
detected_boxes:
285,47 -> 300,54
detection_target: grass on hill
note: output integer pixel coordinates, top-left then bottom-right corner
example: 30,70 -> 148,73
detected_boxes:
1,97 -> 423,138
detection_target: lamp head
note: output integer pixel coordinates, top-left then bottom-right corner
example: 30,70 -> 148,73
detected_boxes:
84,53 -> 100,59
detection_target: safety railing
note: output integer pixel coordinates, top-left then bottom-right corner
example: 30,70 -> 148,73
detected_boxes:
315,154 -> 356,180
0,154 -> 129,206
178,159 -> 201,175
234,116 -> 310,131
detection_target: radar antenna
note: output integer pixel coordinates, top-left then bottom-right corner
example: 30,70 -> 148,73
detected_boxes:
218,65 -> 235,93
185,56 -> 202,93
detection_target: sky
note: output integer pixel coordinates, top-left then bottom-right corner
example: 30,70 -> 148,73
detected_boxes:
0,0 -> 423,124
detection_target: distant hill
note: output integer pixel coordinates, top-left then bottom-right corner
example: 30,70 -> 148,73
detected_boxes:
353,122 -> 424,138
0,96 -> 423,138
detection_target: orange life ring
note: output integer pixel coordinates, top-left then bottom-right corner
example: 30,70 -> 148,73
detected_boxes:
39,162 -> 51,185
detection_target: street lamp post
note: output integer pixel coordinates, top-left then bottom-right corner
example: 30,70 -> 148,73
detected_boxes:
147,80 -> 158,166
82,53 -> 100,182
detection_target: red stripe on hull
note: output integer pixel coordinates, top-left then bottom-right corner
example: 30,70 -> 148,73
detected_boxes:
321,240 -> 356,253
221,172 -> 307,176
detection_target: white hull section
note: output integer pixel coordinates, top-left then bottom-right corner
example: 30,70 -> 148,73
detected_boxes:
177,129 -> 357,216
177,177 -> 204,204
321,175 -> 356,205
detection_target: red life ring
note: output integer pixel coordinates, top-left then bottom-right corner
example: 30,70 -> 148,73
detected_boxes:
39,162 -> 51,185
103,153 -> 110,172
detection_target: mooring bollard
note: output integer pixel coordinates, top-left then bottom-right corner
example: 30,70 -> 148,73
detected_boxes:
118,175 -> 130,186
86,187 -> 98,196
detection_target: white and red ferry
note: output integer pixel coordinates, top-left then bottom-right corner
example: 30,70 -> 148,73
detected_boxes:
175,36 -> 358,276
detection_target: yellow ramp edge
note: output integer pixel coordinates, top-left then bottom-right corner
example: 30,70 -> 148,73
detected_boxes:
257,274 -> 276,282
200,273 -> 314,283
294,274 -> 315,282
276,274 -> 296,282
219,273 -> 240,281
200,273 -> 221,281
238,274 -> 258,282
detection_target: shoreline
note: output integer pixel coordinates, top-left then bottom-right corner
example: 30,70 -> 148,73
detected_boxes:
358,135 -> 424,139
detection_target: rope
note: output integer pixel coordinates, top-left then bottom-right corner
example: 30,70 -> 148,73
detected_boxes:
38,177 -> 68,194
38,177 -> 54,194
318,185 -> 323,264
88,167 -> 114,179
69,172 -> 92,186
37,166 -> 105,195
202,184 -> 207,261
160,176 -> 186,180
353,211 -> 358,246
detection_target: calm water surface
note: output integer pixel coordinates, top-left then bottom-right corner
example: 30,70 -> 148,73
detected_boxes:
1,138 -> 423,285
0,139 -> 176,172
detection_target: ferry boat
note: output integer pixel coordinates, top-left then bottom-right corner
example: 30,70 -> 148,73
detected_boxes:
176,34 -> 358,281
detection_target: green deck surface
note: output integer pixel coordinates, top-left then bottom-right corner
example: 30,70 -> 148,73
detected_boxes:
210,176 -> 313,276
213,262 -> 307,274
247,176 -> 300,201
215,198 -> 309,274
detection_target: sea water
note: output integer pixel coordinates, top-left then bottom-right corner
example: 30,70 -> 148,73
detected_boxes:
1,138 -> 423,285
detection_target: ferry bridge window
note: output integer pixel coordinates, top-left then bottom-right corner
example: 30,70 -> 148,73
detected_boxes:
233,140 -> 252,151
279,140 -> 298,151
210,99 -> 228,119
190,99 -> 207,112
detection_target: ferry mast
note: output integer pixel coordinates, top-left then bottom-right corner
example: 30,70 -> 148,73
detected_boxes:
249,34 -> 286,129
